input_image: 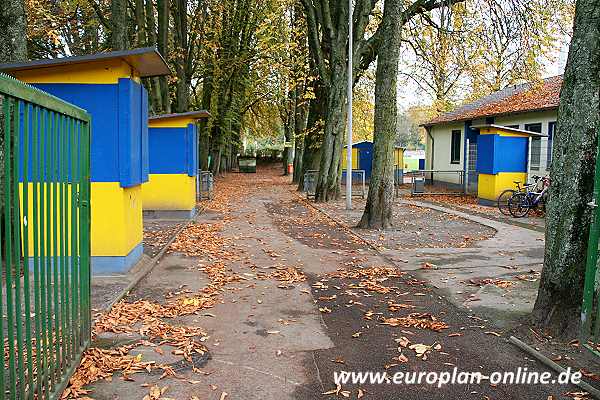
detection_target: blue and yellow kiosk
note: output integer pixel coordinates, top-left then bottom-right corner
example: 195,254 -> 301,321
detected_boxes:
143,111 -> 209,218
0,48 -> 171,274
474,124 -> 547,202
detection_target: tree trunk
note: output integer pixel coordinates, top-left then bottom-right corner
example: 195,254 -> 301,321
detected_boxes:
110,0 -> 128,50
199,72 -> 213,171
0,0 -> 27,238
358,0 -> 402,229
173,0 -> 189,112
532,0 -> 600,337
144,0 -> 162,113
0,0 -> 27,62
292,98 -> 309,183
297,86 -> 324,191
134,0 -> 146,46
316,65 -> 348,202
157,0 -> 171,113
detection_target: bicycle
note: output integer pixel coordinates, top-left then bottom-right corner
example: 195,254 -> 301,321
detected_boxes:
508,176 -> 551,218
497,176 -> 542,215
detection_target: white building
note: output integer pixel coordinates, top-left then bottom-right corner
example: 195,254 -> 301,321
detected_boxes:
421,76 -> 560,202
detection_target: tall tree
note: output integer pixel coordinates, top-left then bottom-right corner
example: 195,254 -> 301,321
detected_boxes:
402,4 -> 473,113
0,0 -> 27,238
0,0 -> 28,62
110,0 -> 128,50
144,0 -> 163,113
157,0 -> 171,113
173,0 -> 190,112
532,0 -> 600,336
357,0 -> 403,228
358,0 -> 466,229
467,0 -> 562,97
302,0 -> 472,202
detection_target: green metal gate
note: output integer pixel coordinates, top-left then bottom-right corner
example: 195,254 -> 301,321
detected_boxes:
0,73 -> 91,399
582,131 -> 600,352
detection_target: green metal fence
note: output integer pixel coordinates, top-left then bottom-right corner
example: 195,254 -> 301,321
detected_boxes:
582,131 -> 600,352
0,73 -> 91,399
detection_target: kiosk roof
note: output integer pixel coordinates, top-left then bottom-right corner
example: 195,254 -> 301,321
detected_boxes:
0,47 -> 171,78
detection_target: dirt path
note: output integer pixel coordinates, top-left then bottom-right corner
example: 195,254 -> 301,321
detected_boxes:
75,165 -> 582,400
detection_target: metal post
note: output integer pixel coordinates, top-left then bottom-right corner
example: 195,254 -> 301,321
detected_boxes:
464,138 -> 469,194
346,0 -> 353,209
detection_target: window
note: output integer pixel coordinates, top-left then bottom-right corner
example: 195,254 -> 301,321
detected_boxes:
525,123 -> 542,133
451,130 -> 461,164
530,138 -> 542,171
506,124 -> 520,129
547,122 -> 556,168
485,117 -> 495,125
525,123 -> 542,171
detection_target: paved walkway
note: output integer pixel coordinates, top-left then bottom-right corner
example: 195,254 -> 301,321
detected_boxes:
313,196 -> 545,330
74,166 -> 582,400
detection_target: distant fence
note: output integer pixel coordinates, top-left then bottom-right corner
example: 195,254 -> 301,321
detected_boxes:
303,170 -> 366,199
0,73 -> 92,399
405,170 -> 466,196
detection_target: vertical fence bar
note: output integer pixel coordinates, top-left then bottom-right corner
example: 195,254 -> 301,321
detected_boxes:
2,96 -> 12,393
52,111 -> 60,384
0,99 -> 5,400
3,96 -> 17,398
22,101 -> 36,400
39,107 -> 49,397
32,105 -> 43,396
45,110 -> 54,393
80,120 -> 91,339
12,100 -> 27,400
62,115 -> 71,364
58,113 -> 66,373
70,119 -> 79,353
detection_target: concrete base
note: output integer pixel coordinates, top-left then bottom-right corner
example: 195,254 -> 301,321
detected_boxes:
477,198 -> 496,207
143,208 -> 197,220
91,242 -> 144,275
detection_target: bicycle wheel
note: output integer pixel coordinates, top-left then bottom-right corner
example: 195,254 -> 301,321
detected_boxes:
508,192 -> 531,218
497,189 -> 516,215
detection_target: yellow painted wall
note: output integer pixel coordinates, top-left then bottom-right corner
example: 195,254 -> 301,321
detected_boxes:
11,59 -> 139,85
478,172 -> 528,201
395,148 -> 404,169
479,127 -> 530,138
19,181 -> 142,257
142,174 -> 196,211
149,117 -> 197,128
19,182 -> 74,256
341,148 -> 358,169
91,182 -> 142,256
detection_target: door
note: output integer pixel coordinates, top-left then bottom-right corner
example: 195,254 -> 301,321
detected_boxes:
467,141 -> 478,194
358,148 -> 372,180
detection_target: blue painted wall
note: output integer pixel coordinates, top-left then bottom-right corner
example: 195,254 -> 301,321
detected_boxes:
476,134 -> 528,174
476,134 -> 495,175
149,123 -> 198,176
496,136 -> 528,173
33,79 -> 149,187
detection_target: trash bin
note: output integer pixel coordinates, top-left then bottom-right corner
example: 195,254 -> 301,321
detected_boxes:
303,170 -> 318,198
198,171 -> 214,200
412,177 -> 425,194
238,156 -> 257,173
